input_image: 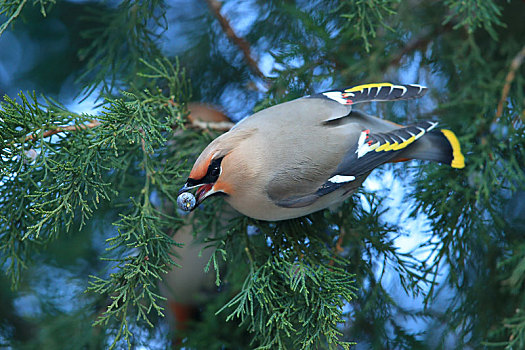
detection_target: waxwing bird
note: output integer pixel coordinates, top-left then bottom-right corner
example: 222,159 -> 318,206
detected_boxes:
178,83 -> 465,221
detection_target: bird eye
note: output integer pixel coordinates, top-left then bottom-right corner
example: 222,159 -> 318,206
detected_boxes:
210,164 -> 220,177
207,156 -> 223,181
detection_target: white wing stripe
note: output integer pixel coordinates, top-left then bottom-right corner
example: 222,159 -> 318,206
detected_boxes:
328,175 -> 356,183
394,85 -> 408,96
322,91 -> 347,105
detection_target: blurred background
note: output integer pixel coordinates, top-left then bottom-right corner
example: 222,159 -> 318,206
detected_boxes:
1,0 -> 525,349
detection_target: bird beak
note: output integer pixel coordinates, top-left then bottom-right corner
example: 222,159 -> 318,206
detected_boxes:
178,183 -> 196,195
179,182 -> 216,208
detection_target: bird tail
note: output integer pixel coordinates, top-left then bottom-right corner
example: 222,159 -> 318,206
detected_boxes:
395,129 -> 465,168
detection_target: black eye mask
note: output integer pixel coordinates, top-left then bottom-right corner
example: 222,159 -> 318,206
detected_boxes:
186,156 -> 224,186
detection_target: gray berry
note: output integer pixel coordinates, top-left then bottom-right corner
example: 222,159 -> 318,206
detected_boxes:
177,192 -> 196,211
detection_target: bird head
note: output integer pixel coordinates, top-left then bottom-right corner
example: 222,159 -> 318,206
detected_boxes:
178,128 -> 255,210
178,149 -> 229,210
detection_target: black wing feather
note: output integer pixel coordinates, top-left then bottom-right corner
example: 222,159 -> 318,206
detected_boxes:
332,121 -> 438,177
311,83 -> 427,106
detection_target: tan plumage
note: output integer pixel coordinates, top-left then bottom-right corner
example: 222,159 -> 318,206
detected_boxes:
179,83 -> 465,221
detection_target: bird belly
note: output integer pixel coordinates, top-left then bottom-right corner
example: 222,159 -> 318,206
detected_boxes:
224,178 -> 363,221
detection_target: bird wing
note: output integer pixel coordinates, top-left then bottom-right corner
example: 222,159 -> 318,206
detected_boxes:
268,120 -> 439,208
330,120 -> 438,176
311,83 -> 427,106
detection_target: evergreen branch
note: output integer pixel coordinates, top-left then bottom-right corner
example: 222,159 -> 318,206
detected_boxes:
89,200 -> 182,350
219,250 -> 356,349
213,215 -> 360,349
495,45 -> 525,123
77,1 -> 166,98
337,0 -> 399,52
503,310 -> 525,349
0,0 -> 55,36
0,58 -> 189,318
205,0 -> 266,80
81,58 -> 191,348
495,244 -> 525,348
443,0 -> 504,37
0,92 -> 112,285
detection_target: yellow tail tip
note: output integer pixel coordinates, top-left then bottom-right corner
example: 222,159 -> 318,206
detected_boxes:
441,129 -> 465,169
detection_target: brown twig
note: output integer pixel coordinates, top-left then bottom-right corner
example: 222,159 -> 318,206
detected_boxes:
190,119 -> 234,132
329,228 -> 347,266
495,45 -> 525,124
205,0 -> 266,80
389,32 -> 433,67
139,128 -> 147,153
335,229 -> 346,254
24,120 -> 101,142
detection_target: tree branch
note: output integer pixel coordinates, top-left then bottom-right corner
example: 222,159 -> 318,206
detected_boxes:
388,24 -> 453,68
495,45 -> 525,124
205,0 -> 265,80
190,119 -> 234,131
25,120 -> 101,142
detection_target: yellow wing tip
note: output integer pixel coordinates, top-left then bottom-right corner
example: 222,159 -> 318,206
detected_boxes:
345,83 -> 393,93
441,129 -> 465,169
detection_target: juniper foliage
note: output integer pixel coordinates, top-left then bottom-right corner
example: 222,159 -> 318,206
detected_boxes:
0,0 -> 524,349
